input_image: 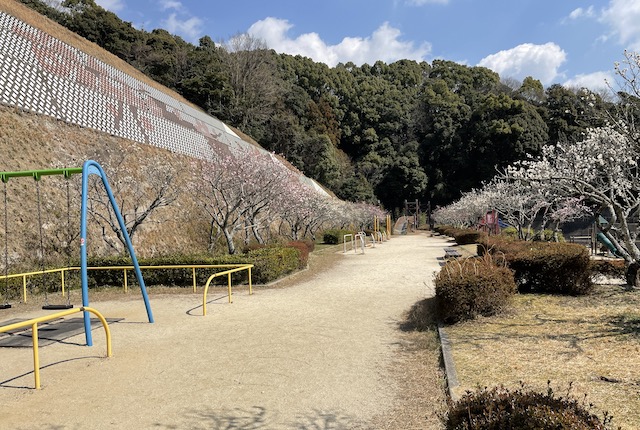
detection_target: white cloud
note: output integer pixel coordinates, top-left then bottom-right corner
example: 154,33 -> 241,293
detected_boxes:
160,0 -> 182,11
248,18 -> 431,67
563,71 -> 614,91
405,0 -> 449,5
601,0 -> 640,50
568,6 -> 596,20
162,13 -> 203,43
477,43 -> 567,85
94,0 -> 125,11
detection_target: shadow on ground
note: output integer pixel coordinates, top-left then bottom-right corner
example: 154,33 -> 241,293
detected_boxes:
151,406 -> 364,430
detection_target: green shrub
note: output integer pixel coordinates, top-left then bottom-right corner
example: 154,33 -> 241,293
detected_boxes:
501,226 -> 519,238
477,236 -> 524,257
322,229 -> 355,244
86,247 -> 300,288
499,226 -> 539,241
246,246 -> 300,284
589,259 -> 626,280
499,227 -> 565,242
435,256 -> 516,324
478,238 -> 593,295
452,228 -> 486,245
435,225 -> 457,237
434,226 -> 486,244
534,229 -> 566,242
445,383 -> 615,429
508,242 -> 592,295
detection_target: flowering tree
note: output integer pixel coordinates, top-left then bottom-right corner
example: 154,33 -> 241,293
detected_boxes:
433,186 -> 493,229
192,155 -> 247,254
509,126 -> 640,284
434,173 -> 588,241
485,174 -> 589,241
274,176 -> 332,241
86,149 -> 177,252
193,148 -> 348,251
237,153 -> 294,245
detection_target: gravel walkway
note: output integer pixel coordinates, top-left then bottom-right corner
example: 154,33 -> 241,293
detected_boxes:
0,233 -> 449,429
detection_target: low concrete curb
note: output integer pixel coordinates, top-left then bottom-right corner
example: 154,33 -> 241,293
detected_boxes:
438,323 -> 461,402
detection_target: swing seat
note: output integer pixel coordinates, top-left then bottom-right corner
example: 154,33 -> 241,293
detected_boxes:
42,304 -> 74,310
0,303 -> 11,309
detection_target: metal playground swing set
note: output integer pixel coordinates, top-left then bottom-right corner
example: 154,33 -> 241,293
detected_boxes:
0,160 -> 154,346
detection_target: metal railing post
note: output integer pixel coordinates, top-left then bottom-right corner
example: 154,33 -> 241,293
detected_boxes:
32,323 -> 40,389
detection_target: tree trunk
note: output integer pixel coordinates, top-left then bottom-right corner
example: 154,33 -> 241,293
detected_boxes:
625,261 -> 640,287
223,228 -> 236,254
252,224 -> 264,244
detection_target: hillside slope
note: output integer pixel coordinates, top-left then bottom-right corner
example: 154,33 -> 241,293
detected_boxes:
0,105 -> 211,264
0,0 -> 332,269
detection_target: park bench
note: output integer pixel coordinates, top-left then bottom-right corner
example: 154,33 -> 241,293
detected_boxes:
444,247 -> 462,259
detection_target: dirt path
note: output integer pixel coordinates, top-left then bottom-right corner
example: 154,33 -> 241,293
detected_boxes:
0,233 -> 449,429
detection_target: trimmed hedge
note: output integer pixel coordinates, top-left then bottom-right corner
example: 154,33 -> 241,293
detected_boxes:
445,383 -> 614,429
589,258 -> 626,280
478,237 -> 593,295
434,225 -> 458,237
287,241 -> 311,269
435,257 -> 516,324
245,246 -> 300,284
453,229 -> 486,245
322,229 -> 356,244
434,225 -> 487,245
86,245 -> 302,287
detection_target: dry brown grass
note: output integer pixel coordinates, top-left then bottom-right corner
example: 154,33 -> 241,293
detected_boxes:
370,327 -> 448,430
445,282 -> 640,429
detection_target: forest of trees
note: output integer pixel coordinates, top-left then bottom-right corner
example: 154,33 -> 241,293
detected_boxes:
20,0 -> 617,212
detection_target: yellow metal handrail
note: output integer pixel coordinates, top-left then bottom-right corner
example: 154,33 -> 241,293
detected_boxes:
202,264 -> 254,316
0,264 -> 255,301
0,306 -> 111,389
0,267 -> 75,303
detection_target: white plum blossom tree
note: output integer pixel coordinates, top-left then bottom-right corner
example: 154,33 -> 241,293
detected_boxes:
509,126 -> 640,284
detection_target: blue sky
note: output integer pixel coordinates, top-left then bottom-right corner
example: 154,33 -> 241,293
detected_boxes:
90,0 -> 639,91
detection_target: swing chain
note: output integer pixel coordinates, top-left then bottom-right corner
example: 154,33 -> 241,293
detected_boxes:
65,179 -> 72,306
35,180 -> 49,305
2,181 -> 10,307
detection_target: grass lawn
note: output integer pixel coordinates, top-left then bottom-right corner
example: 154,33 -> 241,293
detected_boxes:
445,280 -> 640,429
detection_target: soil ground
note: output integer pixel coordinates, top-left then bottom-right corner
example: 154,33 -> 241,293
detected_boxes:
0,233 -> 448,430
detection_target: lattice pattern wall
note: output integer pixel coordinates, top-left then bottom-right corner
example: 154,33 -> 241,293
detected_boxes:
0,11 -> 255,160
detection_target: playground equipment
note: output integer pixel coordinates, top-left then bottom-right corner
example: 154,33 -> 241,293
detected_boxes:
478,210 -> 500,235
0,160 -> 154,346
373,216 -> 389,242
36,176 -> 74,310
404,199 -> 420,232
1,180 -> 10,309
596,232 -> 621,256
202,263 -> 254,316
393,216 -> 409,235
0,306 -> 111,389
594,215 -> 622,256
